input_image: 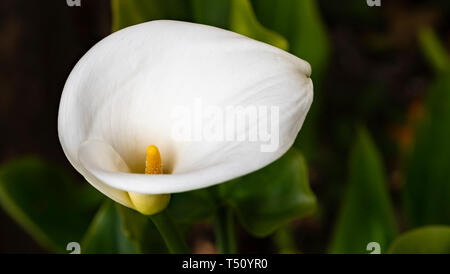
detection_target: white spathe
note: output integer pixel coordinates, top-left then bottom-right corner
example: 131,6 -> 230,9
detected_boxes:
58,20 -> 313,209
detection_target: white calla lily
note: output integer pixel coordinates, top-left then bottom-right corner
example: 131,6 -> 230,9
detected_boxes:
58,20 -> 313,212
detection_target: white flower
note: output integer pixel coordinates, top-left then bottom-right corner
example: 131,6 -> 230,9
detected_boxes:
58,20 -> 313,212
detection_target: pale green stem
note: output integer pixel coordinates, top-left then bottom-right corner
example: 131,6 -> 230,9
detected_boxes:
213,206 -> 237,254
150,210 -> 189,254
273,225 -> 298,254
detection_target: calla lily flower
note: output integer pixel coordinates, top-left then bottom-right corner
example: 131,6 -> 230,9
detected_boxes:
58,20 -> 313,214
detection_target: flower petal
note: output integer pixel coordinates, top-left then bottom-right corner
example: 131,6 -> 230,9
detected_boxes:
59,20 -> 313,200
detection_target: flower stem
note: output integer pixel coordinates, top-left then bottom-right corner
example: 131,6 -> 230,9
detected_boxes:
150,210 -> 189,254
273,225 -> 298,254
214,206 -> 237,254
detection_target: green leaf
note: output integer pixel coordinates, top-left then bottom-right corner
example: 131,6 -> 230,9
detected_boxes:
111,0 -> 191,32
329,128 -> 397,254
116,204 -> 167,253
418,27 -> 449,72
81,200 -> 136,254
0,157 -> 103,252
405,69 -> 450,227
252,0 -> 330,81
388,226 -> 450,254
168,189 -> 215,224
191,0 -> 230,29
219,148 -> 316,237
229,0 -> 288,50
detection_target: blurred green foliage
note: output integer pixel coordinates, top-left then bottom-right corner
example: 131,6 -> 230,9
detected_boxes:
273,225 -> 299,254
229,0 -> 288,50
117,188 -> 215,253
252,0 -> 330,82
111,0 -> 191,31
404,69 -> 450,227
219,148 -> 316,238
112,0 -> 289,50
116,203 -> 167,253
318,0 -> 382,26
388,226 -> 450,254
418,27 -> 450,72
81,200 -> 136,253
405,29 -> 450,228
191,0 -> 230,28
0,158 -> 103,252
168,189 -> 215,224
330,128 -> 397,253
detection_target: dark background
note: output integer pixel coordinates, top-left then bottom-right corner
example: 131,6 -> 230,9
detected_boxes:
0,0 -> 111,253
1,0 -> 449,252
